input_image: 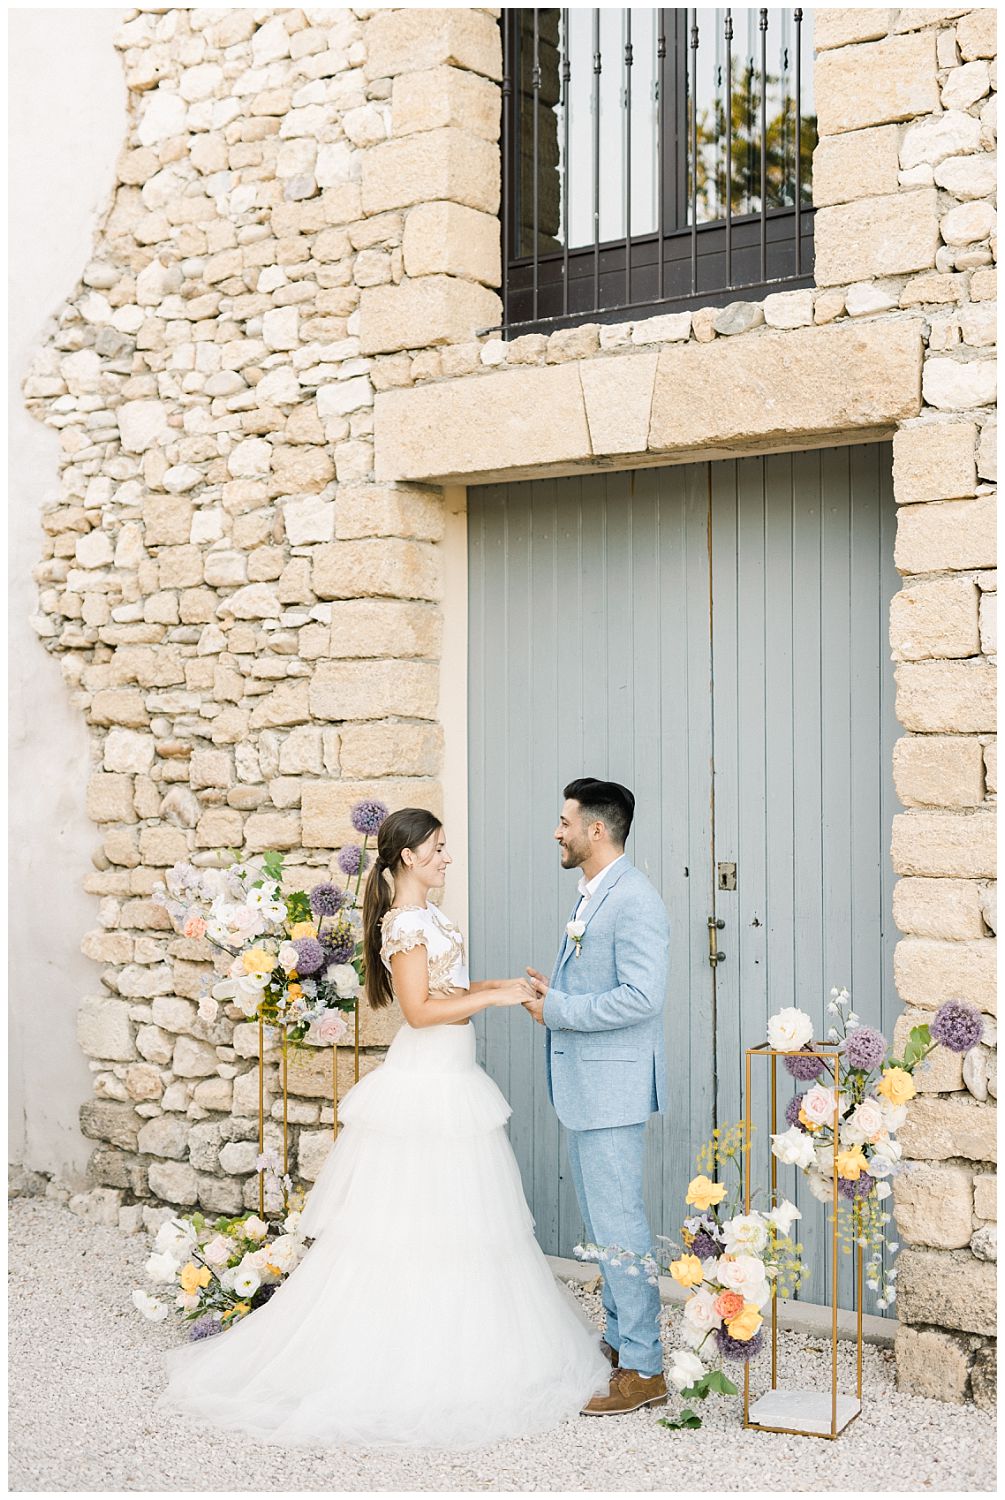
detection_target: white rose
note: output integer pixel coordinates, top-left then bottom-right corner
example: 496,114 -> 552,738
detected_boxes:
770,1125 -> 816,1170
278,942 -> 300,973
680,1288 -> 722,1347
144,1250 -> 180,1285
874,1180 -> 892,1201
868,1138 -> 902,1178
806,1170 -> 833,1203
566,919 -> 586,940
153,1218 -> 195,1258
877,1098 -> 908,1134
197,994 -> 219,1024
266,1234 -> 302,1274
202,1234 -> 232,1269
766,1199 -> 802,1237
767,1007 -> 815,1053
176,1291 -> 200,1312
667,1349 -> 705,1392
283,1210 -> 303,1236
716,1254 -> 770,1308
328,963 -> 360,999
242,1215 -> 269,1242
799,1084 -> 839,1129
848,1096 -> 885,1144
132,1289 -> 169,1322
721,1213 -> 769,1257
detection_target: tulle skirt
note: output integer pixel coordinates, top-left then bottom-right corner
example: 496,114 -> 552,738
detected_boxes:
156,1021 -> 610,1449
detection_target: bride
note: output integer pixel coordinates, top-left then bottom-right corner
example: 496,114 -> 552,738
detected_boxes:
157,807 -> 610,1448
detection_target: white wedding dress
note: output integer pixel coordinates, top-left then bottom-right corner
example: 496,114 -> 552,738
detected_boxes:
157,902 -> 609,1449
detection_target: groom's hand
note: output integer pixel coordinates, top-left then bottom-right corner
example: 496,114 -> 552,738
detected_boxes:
523,968 -> 549,1025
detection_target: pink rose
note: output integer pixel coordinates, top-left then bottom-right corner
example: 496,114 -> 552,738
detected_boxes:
314,1012 -> 349,1046
183,914 -> 207,939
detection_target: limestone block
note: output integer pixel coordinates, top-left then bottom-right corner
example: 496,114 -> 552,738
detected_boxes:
942,60 -> 992,111
893,1007 -> 966,1090
313,538 -> 441,601
940,200 -> 997,246
814,9 -> 895,50
79,1100 -> 140,1151
334,484 -> 444,542
970,1344 -> 997,1412
327,598 -> 441,658
898,1246 -> 997,1334
402,201 -> 500,286
217,1140 -> 261,1175
243,811 -> 301,851
895,658 -> 996,734
815,32 -> 938,134
302,778 -> 443,848
171,1035 -> 219,1078
956,9 -> 997,61
189,749 -> 231,789
894,1325 -> 975,1403
364,7 -> 501,82
359,276 -> 501,355
895,495 -> 996,575
892,734 -> 985,808
77,997 -> 135,1062
934,154 -> 998,201
150,996 -> 196,1034
116,964 -> 174,1000
135,1024 -> 174,1065
196,1175 -> 244,1215
361,128 -> 500,217
649,320 -> 923,454
143,495 -> 192,545
376,361 -> 591,483
86,772 -> 136,825
760,290 -> 814,329
922,357 -> 997,412
124,1064 -> 164,1102
893,876 -> 988,939
338,721 -> 443,778
892,809 -> 996,879
285,1047 -> 380,1103
247,681 -> 311,729
812,124 -> 901,206
899,271 -> 968,306
81,931 -> 133,965
194,808 -> 244,848
900,110 -> 984,170
974,1171 -> 997,1220
977,421 -> 996,482
138,826 -> 190,866
631,313 -> 692,344
136,1115 -> 190,1161
960,303 -> 997,351
894,934 -> 997,1011
147,1159 -> 199,1206
318,377 -> 373,419
297,1129 -> 334,1182
894,1162 -> 974,1247
899,1092 -> 997,1163
391,66 -> 500,142
890,577 -> 981,661
580,352 -> 659,456
118,399 -> 169,454
892,421 -> 977,504
308,660 -> 439,723
814,189 -> 939,285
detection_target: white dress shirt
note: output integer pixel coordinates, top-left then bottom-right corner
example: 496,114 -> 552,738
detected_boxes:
572,853 -> 627,922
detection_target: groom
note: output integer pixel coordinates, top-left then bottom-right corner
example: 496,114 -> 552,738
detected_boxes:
524,778 -> 670,1416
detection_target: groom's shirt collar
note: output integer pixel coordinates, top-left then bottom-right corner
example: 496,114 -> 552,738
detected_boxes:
575,852 -> 627,912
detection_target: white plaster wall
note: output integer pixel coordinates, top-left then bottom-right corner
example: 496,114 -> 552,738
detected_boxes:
8,8 -> 127,1181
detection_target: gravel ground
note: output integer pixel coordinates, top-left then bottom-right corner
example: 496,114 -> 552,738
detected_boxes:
9,1198 -> 996,1494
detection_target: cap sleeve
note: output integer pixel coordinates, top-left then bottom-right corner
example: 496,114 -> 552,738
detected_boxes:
380,908 -> 429,967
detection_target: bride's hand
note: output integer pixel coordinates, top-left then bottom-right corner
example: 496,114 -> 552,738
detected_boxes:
492,979 -> 535,1007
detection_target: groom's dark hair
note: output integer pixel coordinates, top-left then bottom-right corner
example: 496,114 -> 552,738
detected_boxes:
564,778 -> 635,847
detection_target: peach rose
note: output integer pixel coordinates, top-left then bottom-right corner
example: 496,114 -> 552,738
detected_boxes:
714,1290 -> 745,1322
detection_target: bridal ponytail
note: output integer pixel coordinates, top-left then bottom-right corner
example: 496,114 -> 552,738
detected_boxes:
362,807 -> 443,1009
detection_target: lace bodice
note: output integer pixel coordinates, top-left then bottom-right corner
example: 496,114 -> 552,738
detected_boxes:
379,903 -> 470,995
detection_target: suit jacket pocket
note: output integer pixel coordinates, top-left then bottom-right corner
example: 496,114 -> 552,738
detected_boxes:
580,1049 -> 639,1063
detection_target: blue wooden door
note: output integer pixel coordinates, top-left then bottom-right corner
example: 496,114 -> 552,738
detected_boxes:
467,444 -> 899,1313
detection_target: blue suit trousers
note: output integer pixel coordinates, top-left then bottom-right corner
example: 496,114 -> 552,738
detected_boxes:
566,1123 -> 662,1377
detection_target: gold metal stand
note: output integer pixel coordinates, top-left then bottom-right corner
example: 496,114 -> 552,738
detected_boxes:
742,1042 -> 864,1440
332,999 -> 361,1140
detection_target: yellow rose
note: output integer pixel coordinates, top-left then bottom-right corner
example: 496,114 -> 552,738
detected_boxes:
179,1262 -> 212,1295
669,1254 -> 705,1289
797,1107 -> 820,1132
876,1066 -> 916,1107
242,947 -> 275,975
290,922 -> 315,940
726,1303 -> 763,1342
287,984 -> 303,1000
686,1174 -> 727,1212
836,1146 -> 869,1181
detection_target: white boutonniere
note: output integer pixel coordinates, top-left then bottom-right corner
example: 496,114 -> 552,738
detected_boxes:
566,919 -> 586,958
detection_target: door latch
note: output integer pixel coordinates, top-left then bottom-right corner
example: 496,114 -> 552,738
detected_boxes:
707,916 -> 725,967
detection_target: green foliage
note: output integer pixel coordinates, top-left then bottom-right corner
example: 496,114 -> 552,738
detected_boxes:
261,849 -> 285,883
658,1408 -> 703,1430
900,1023 -> 932,1072
284,889 -> 313,927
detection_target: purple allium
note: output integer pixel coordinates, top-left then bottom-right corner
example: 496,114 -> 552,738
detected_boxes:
838,1172 -> 875,1201
293,937 -> 325,975
337,843 -> 368,877
350,799 -> 389,837
931,1000 -> 984,1054
785,1093 -> 809,1130
188,1315 -> 222,1341
253,1283 -> 279,1307
715,1326 -> 765,1362
844,1026 -> 887,1072
309,882 -> 346,917
324,931 -> 356,965
783,1051 -> 826,1082
691,1231 -> 720,1260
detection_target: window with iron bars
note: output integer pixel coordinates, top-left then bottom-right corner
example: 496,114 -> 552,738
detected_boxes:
497,7 -> 817,337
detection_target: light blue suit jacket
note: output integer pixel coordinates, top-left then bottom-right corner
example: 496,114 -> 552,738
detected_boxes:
542,858 -> 670,1132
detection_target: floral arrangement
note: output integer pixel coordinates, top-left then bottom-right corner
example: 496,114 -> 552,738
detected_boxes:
132,1191 -> 308,1337
575,1123 -> 806,1430
767,988 -> 985,1307
153,799 -> 388,1045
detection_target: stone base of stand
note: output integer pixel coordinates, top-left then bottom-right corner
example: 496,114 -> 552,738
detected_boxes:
746,1388 -> 862,1437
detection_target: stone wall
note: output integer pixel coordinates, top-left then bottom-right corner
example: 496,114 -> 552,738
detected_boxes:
20,5 -> 996,1404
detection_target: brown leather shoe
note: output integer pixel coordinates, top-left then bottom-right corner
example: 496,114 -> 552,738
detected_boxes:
599,1339 -> 620,1368
581,1367 -> 668,1416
